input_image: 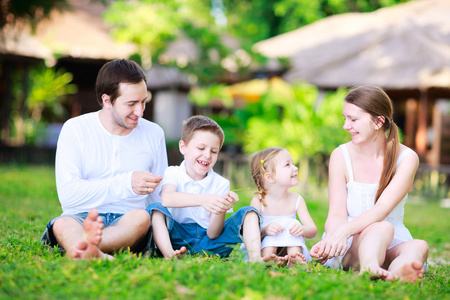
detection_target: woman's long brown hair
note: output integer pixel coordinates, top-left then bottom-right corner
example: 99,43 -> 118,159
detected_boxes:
345,86 -> 399,203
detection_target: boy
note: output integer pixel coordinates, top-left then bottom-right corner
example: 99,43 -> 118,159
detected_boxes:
146,115 -> 272,262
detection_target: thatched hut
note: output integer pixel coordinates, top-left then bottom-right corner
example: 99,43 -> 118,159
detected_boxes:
254,0 -> 450,165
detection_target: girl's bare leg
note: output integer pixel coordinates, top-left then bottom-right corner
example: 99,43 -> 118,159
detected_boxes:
385,239 -> 428,282
342,221 -> 395,281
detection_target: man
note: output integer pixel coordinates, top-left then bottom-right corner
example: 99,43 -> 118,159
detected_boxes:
41,59 -> 168,259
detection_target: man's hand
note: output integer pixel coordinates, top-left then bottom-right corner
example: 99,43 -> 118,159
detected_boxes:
132,171 -> 163,195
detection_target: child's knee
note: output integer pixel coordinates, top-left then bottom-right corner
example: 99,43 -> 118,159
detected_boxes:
152,210 -> 165,221
243,210 -> 258,223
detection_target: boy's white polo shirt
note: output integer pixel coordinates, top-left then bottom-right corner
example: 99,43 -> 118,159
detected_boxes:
162,161 -> 230,229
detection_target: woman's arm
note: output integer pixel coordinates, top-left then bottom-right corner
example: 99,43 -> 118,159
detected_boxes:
341,150 -> 419,238
317,148 -> 419,258
310,147 -> 349,258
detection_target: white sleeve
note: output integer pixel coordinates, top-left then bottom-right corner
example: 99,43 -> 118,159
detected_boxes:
55,121 -> 134,210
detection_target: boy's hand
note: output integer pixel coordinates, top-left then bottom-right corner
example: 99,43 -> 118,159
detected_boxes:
288,223 -> 304,237
132,171 -> 163,195
201,195 -> 231,215
224,191 -> 239,209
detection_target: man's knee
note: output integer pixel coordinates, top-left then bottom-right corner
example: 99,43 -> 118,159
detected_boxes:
127,209 -> 151,232
52,216 -> 80,237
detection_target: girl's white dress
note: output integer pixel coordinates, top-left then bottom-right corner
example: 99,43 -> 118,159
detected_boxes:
326,143 -> 418,269
261,196 -> 311,262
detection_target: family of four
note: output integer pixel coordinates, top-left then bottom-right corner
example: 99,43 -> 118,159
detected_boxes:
41,59 -> 428,282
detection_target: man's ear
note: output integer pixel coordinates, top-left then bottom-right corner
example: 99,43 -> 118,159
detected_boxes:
102,94 -> 112,108
264,172 -> 276,184
179,140 -> 186,155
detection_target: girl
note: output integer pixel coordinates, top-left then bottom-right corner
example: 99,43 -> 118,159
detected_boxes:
310,86 -> 429,282
250,147 -> 317,268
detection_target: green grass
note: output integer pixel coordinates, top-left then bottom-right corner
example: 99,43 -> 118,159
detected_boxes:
0,164 -> 449,299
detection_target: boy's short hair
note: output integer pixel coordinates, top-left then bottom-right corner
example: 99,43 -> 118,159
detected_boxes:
95,59 -> 147,106
181,115 -> 225,149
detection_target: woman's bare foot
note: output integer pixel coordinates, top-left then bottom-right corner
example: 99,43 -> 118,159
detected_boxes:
287,252 -> 307,268
81,209 -> 104,246
361,265 -> 395,281
166,246 -> 187,260
393,261 -> 425,282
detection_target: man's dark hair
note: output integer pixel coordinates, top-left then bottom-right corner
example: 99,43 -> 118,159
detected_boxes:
95,59 -> 147,106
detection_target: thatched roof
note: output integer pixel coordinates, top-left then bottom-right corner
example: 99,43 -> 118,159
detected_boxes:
253,0 -> 450,89
0,0 -> 135,61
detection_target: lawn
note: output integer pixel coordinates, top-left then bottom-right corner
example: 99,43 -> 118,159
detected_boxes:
0,164 -> 448,299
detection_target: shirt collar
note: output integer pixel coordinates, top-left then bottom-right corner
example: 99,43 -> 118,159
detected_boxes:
180,161 -> 215,188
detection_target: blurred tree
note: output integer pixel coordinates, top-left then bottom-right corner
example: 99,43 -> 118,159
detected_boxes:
104,0 -> 249,85
223,0 -> 411,48
6,66 -> 77,146
190,81 -> 350,190
104,0 -> 410,85
0,0 -> 70,30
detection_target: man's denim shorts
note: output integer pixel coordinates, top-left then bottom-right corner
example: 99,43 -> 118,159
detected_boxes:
146,202 -> 262,258
40,212 -> 154,255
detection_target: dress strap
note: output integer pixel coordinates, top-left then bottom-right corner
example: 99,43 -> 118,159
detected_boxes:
260,202 -> 264,213
294,195 -> 300,213
340,144 -> 354,182
396,147 -> 413,167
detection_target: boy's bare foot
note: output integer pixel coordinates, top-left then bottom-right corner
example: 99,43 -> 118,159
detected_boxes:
361,265 -> 395,281
394,261 -> 425,283
166,246 -> 187,260
81,209 -> 104,246
67,240 -> 113,260
287,252 -> 307,268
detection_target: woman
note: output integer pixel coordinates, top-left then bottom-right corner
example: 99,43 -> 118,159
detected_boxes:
310,86 -> 428,282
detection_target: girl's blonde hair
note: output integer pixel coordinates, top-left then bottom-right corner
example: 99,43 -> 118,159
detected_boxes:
249,147 -> 285,206
345,86 -> 399,203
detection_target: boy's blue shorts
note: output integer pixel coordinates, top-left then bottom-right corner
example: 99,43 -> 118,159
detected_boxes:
146,203 -> 262,258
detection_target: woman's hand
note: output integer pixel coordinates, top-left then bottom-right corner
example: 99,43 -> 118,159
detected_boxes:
310,227 -> 349,261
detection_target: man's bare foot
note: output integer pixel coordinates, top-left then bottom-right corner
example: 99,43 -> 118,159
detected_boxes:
66,240 -> 113,260
360,265 -> 395,281
287,252 -> 307,268
165,246 -> 187,260
394,261 -> 425,283
81,209 -> 104,246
